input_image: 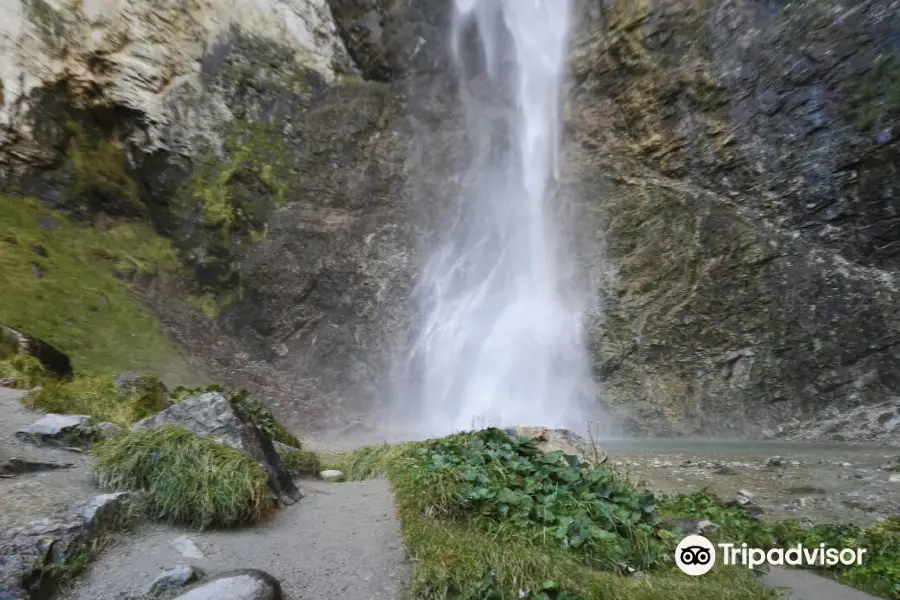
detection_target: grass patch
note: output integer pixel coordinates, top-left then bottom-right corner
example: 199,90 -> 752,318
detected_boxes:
23,374 -> 169,426
0,197 -> 185,377
93,425 -> 274,529
171,384 -> 302,447
663,491 -> 900,599
339,429 -> 777,600
0,354 -> 48,388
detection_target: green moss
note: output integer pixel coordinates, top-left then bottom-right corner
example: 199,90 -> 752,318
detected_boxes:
24,374 -> 169,426
93,425 -> 274,529
179,121 -> 294,236
280,448 -> 321,476
0,196 -> 185,376
842,53 -> 900,131
175,121 -> 295,294
65,121 -> 144,217
339,430 -> 776,600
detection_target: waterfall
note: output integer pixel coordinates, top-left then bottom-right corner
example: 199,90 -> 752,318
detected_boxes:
396,0 -> 597,436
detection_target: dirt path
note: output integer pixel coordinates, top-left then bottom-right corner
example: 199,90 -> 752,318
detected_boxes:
0,387 -> 98,533
59,478 -> 411,600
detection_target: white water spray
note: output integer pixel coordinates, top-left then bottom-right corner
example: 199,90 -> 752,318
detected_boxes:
395,0 -> 597,436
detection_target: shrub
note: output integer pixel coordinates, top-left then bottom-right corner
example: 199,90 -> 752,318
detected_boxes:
0,354 -> 48,388
93,426 -> 273,529
24,374 -> 168,426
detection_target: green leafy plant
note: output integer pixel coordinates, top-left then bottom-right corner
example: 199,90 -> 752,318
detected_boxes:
339,430 -> 776,600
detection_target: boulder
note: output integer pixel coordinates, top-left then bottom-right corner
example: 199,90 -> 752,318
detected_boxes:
132,393 -> 301,504
0,324 -> 73,380
115,373 -> 171,410
170,569 -> 281,600
506,426 -> 607,466
15,414 -> 98,449
0,492 -> 131,599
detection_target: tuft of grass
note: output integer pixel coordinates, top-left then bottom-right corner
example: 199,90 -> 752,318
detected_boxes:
0,197 -> 186,377
280,448 -> 321,476
663,491 -> 900,599
93,426 -> 274,529
0,354 -> 48,388
339,429 -> 777,600
23,374 -> 169,426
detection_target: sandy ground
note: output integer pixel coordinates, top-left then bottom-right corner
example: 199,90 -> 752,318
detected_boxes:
58,478 -> 411,600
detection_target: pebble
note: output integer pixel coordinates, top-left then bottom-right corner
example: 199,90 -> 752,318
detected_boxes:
146,564 -> 207,596
172,536 -> 205,560
320,470 -> 345,482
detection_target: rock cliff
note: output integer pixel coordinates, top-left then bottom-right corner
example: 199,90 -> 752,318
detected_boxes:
0,0 -> 898,442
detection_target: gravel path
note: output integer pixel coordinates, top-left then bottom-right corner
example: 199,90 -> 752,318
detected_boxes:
59,478 -> 411,600
0,387 -> 98,533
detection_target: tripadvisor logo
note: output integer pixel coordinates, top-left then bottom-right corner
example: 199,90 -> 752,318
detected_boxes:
675,534 -> 868,575
675,535 -> 716,575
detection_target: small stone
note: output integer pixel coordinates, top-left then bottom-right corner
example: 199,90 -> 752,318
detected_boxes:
146,565 -> 207,596
0,377 -> 17,387
889,474 -> 900,483
737,489 -> 755,499
0,456 -> 74,476
838,462 -> 851,467
793,497 -> 808,508
766,456 -> 782,467
172,536 -> 205,560
171,569 -> 281,600
319,469 -> 345,482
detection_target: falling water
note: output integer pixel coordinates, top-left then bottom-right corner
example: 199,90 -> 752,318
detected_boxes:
395,0 -> 597,436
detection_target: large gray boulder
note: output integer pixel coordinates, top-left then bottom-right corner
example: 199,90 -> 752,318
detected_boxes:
0,492 -> 131,599
132,393 -> 301,505
170,569 -> 281,600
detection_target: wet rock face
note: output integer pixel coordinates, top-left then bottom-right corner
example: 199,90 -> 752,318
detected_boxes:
564,0 -> 900,440
572,0 -> 900,269
327,0 -> 455,80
